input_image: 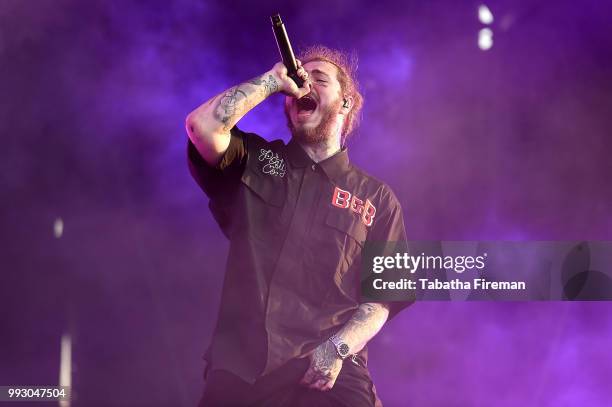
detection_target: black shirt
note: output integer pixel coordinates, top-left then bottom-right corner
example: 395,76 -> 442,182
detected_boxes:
188,126 -> 410,384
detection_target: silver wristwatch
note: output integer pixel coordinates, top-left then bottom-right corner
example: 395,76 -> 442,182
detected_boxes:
328,335 -> 350,360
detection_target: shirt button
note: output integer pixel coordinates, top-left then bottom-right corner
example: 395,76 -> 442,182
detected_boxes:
311,164 -> 316,171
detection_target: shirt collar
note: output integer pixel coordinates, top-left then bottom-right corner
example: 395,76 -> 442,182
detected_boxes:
286,138 -> 350,181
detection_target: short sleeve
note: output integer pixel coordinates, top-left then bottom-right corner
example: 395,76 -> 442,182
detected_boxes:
187,126 -> 248,199
367,191 -> 414,321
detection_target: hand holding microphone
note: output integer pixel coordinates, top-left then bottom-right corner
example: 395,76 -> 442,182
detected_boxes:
269,60 -> 311,98
270,14 -> 311,98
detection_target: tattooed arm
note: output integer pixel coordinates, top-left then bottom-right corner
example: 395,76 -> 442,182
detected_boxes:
300,302 -> 390,391
185,61 -> 312,166
336,302 -> 390,354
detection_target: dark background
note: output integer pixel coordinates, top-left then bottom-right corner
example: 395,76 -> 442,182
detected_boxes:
1,0 -> 611,405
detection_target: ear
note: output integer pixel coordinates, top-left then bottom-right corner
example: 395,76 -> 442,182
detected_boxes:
340,95 -> 354,115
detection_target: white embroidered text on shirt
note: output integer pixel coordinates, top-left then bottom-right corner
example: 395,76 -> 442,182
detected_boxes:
258,149 -> 286,177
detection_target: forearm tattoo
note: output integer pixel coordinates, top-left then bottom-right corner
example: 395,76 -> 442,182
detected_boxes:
248,74 -> 279,96
340,303 -> 389,350
304,303 -> 388,387
212,74 -> 279,131
213,87 -> 247,127
349,303 -> 381,326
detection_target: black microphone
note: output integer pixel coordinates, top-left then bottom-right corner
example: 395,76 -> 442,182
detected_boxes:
270,14 -> 304,88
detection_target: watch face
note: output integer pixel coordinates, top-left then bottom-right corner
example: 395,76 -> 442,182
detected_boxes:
338,343 -> 350,357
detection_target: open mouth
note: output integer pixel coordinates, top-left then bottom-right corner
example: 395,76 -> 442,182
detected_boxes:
296,94 -> 317,116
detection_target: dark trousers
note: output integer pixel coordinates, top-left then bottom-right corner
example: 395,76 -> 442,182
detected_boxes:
198,357 -> 381,407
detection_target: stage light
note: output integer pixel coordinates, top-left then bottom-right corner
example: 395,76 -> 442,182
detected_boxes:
59,333 -> 71,407
478,4 -> 494,25
478,28 -> 494,51
54,218 -> 64,238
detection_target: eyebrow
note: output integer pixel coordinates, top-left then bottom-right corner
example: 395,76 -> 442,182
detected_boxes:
310,69 -> 331,79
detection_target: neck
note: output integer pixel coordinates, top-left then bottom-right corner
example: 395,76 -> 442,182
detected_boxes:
296,120 -> 343,163
298,137 -> 341,163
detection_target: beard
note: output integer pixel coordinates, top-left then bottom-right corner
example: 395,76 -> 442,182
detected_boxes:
285,97 -> 342,144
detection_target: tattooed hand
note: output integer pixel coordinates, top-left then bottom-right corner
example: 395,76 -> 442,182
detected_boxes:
299,339 -> 343,391
270,59 -> 312,99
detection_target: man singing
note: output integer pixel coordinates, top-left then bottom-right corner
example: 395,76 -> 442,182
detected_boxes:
186,45 -> 410,406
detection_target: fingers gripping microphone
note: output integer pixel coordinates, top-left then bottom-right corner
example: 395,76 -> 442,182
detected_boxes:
270,14 -> 304,88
